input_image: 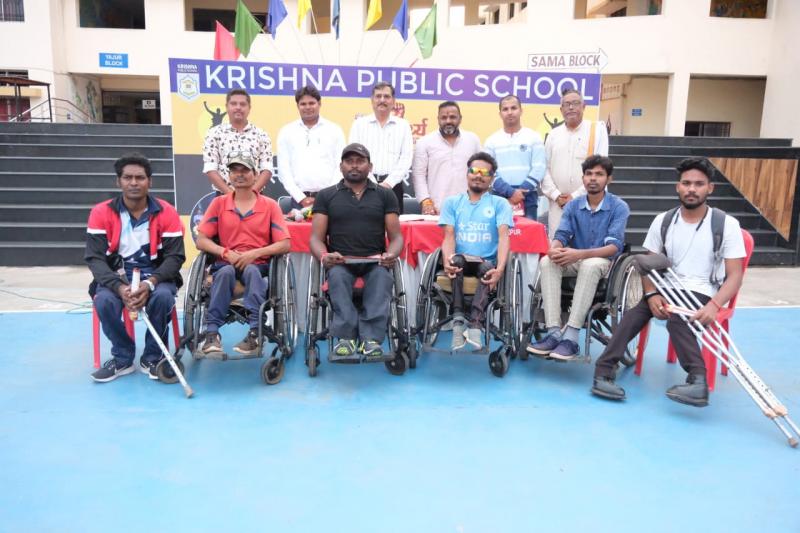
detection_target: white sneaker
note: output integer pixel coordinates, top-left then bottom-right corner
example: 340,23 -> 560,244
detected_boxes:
451,319 -> 467,351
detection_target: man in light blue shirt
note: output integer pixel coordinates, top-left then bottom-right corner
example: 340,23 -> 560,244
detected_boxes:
439,151 -> 514,350
484,95 -> 547,221
528,155 -> 630,360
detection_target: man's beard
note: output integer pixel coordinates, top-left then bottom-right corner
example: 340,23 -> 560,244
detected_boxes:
440,125 -> 459,136
468,184 -> 486,194
344,171 -> 367,183
679,195 -> 704,209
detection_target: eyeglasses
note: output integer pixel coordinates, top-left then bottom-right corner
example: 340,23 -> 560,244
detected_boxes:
468,167 -> 494,177
561,101 -> 583,109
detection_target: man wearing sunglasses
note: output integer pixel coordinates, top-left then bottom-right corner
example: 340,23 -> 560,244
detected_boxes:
439,152 -> 514,351
541,88 -> 609,238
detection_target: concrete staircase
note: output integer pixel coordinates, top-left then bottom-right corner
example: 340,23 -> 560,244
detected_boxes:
608,135 -> 798,266
0,123 -> 174,266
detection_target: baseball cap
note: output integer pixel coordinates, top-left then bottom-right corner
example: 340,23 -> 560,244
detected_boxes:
341,143 -> 371,161
227,152 -> 257,171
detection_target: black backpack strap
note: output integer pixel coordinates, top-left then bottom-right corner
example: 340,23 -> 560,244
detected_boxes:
709,207 -> 727,289
659,206 -> 680,254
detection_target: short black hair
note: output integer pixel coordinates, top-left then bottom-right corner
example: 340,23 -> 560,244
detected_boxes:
114,153 -> 152,178
438,100 -> 461,114
372,81 -> 395,96
498,94 -> 521,109
225,89 -> 251,104
675,157 -> 715,182
561,88 -> 582,99
467,151 -> 498,175
581,154 -> 613,176
295,85 -> 321,103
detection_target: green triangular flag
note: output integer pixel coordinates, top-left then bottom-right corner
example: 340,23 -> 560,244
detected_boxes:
235,0 -> 262,57
414,3 -> 437,59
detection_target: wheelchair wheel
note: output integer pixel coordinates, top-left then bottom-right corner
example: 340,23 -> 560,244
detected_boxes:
305,256 -> 321,352
488,348 -> 509,377
415,250 -> 442,348
182,253 -> 208,355
519,268 -> 544,360
270,255 -> 298,358
384,350 -> 408,376
501,255 -> 524,356
156,357 -> 185,384
306,346 -> 318,377
261,357 -> 284,385
388,263 -> 411,366
611,254 -> 646,367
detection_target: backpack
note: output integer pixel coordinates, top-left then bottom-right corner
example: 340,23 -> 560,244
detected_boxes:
659,206 -> 726,289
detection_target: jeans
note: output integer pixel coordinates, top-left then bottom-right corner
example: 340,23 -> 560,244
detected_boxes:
94,282 -> 177,365
205,263 -> 270,332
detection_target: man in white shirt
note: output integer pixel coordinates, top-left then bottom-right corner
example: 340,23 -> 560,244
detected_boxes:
277,85 -> 346,209
541,88 -> 609,237
349,82 -> 413,213
592,157 -> 745,407
412,101 -> 481,215
484,95 -> 547,220
202,89 -> 273,193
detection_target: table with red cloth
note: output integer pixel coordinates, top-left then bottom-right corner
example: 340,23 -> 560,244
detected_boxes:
284,217 -> 549,329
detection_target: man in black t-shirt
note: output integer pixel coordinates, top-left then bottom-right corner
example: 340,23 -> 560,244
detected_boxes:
310,143 -> 404,359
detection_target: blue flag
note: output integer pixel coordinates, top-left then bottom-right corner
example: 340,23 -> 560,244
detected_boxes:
267,0 -> 288,38
332,0 -> 341,39
392,0 -> 409,41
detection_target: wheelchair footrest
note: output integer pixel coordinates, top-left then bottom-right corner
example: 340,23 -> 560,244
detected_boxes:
193,350 -> 264,361
327,352 -> 395,364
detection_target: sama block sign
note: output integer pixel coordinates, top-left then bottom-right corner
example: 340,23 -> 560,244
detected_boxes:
99,53 -> 128,68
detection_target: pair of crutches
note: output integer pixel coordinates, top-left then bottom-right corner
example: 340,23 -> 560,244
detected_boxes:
129,270 -> 194,398
634,255 -> 799,447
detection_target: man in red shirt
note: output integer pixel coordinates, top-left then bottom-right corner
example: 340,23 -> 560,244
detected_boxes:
196,153 -> 291,355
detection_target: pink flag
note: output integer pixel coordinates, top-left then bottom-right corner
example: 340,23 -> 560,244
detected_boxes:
214,21 -> 240,61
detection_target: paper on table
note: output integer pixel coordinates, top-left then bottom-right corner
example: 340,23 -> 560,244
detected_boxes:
343,255 -> 382,264
398,214 -> 439,222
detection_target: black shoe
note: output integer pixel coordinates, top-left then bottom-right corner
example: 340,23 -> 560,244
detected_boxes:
591,376 -> 626,401
91,358 -> 135,383
139,358 -> 161,381
666,373 -> 709,407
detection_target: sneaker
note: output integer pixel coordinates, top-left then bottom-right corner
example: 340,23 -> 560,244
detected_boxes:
451,319 -> 467,351
527,332 -> 561,355
91,358 -> 135,383
334,338 -> 357,357
549,339 -> 580,361
201,332 -> 223,354
360,339 -> 384,358
591,376 -> 626,401
139,358 -> 161,381
465,328 -> 482,349
233,329 -> 261,356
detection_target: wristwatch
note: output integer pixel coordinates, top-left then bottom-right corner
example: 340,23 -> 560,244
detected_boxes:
143,279 -> 156,292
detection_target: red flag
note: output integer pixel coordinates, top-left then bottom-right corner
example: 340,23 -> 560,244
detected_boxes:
214,21 -> 240,61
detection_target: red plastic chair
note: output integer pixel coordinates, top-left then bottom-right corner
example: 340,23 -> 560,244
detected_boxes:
634,229 -> 754,391
92,303 -> 181,369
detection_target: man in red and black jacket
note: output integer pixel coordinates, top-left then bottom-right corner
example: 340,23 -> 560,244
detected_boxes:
85,153 -> 185,383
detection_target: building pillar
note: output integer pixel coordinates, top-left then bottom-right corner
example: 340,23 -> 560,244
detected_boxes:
664,70 -> 690,136
464,0 -> 480,25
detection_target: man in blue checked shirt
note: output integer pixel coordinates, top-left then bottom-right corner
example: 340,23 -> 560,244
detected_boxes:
484,95 -> 547,221
527,155 -> 630,360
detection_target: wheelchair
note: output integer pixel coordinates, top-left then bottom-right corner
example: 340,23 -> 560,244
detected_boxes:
181,252 -> 298,384
413,248 -> 524,377
520,246 -> 643,365
304,256 -> 414,377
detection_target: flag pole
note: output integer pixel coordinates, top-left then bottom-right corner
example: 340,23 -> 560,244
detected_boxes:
371,28 -> 395,65
309,11 -> 327,64
261,28 -> 288,62
289,21 -> 312,63
390,37 -> 412,66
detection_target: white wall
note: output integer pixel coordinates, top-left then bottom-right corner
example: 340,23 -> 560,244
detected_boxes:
2,0 -> 798,143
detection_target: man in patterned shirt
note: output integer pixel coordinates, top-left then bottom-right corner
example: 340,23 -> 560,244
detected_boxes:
202,89 -> 273,194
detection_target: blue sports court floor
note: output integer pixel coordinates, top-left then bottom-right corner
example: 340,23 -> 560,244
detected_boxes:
0,307 -> 798,532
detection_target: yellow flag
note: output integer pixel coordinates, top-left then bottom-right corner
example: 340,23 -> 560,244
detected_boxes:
365,0 -> 382,29
297,0 -> 312,28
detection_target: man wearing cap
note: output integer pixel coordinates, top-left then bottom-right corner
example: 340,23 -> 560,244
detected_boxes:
195,153 -> 291,356
310,143 -> 404,359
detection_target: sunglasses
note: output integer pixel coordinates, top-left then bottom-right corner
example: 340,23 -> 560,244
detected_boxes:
468,167 -> 494,177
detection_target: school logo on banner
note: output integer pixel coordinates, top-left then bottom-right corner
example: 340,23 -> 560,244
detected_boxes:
176,62 -> 201,101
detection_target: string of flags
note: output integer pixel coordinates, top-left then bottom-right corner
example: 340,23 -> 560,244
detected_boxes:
213,0 -> 439,61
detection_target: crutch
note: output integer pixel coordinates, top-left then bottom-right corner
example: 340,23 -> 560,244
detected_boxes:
635,254 -> 800,447
129,269 -> 193,398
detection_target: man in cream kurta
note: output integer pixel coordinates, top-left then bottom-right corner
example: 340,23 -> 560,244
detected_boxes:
541,89 -> 608,237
